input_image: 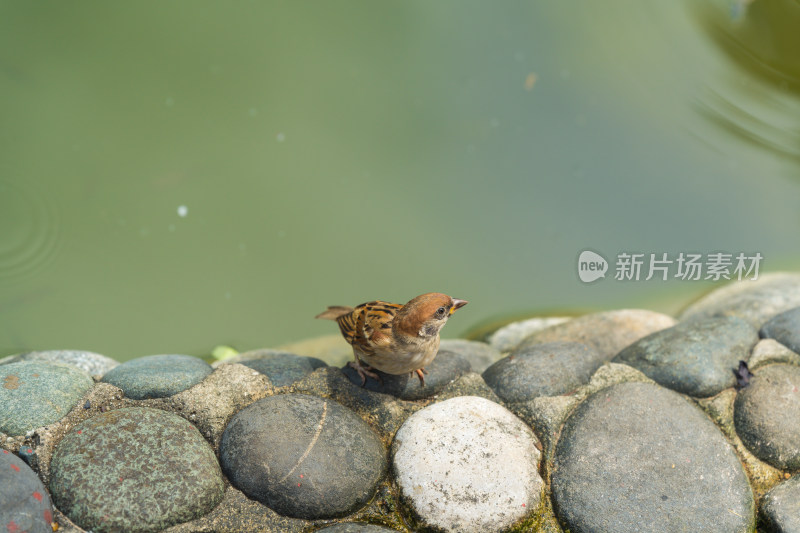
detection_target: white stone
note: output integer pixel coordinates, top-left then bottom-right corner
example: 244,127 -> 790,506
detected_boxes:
393,396 -> 542,532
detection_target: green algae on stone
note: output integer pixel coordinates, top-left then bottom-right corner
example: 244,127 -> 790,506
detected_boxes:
49,407 -> 224,533
0,361 -> 94,436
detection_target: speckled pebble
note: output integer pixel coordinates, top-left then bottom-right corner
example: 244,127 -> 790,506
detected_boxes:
220,394 -> 386,519
761,475 -> 800,533
483,341 -> 603,402
49,407 -> 224,533
0,361 -> 94,436
392,396 -> 542,533
341,349 -> 470,400
734,364 -> 800,470
0,349 -> 119,376
100,354 -> 212,399
516,309 -> 675,360
760,305 -> 800,355
552,382 -> 754,533
680,272 -> 800,327
0,448 -> 54,533
234,350 -> 327,387
613,316 -> 758,397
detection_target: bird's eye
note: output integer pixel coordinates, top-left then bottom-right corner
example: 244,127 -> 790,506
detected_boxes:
436,306 -> 447,317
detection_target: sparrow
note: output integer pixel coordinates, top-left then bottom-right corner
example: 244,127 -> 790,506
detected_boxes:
316,292 -> 468,386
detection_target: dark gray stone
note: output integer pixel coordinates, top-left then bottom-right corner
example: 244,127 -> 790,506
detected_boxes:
0,349 -> 118,376
49,407 -> 224,533
761,475 -> 800,533
0,448 -> 54,533
552,382 -> 754,533
290,366 -> 422,441
613,316 -> 758,397
219,394 -> 386,519
101,354 -> 212,399
0,361 -> 94,436
680,272 -> 800,328
317,524 -> 399,532
734,364 -> 800,470
483,341 -> 603,402
237,351 -> 327,387
761,306 -> 800,355
341,349 -> 470,400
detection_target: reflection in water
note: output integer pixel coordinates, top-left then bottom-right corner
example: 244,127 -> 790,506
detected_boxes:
693,0 -> 800,163
1,2 -> 799,360
695,87 -> 800,162
0,180 -> 61,282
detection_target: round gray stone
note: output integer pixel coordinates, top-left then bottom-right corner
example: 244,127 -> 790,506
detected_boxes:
393,396 -> 542,533
552,382 -> 754,533
516,309 -> 675,359
0,361 -> 94,436
680,272 -> 800,328
483,341 -> 603,402
236,351 -> 327,387
220,394 -> 386,519
488,316 -> 572,353
341,349 -> 470,400
760,306 -> 800,355
0,448 -> 54,533
439,339 -> 502,373
49,407 -> 224,533
761,475 -> 800,533
317,524 -> 399,532
100,354 -> 212,399
613,316 -> 758,397
734,364 -> 800,470
0,349 -> 119,376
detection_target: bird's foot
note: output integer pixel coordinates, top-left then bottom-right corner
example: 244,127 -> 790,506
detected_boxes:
413,367 -> 427,387
347,360 -> 382,387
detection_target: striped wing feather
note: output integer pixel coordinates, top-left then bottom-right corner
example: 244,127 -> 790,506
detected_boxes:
337,300 -> 402,355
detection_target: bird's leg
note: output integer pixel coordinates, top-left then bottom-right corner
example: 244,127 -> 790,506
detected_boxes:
347,357 -> 381,387
413,368 -> 427,387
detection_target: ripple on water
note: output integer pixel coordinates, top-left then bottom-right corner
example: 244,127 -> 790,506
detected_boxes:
0,180 -> 61,281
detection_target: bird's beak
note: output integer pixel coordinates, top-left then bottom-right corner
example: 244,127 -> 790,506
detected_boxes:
450,299 -> 468,314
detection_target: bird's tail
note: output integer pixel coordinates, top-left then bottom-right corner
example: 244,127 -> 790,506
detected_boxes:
315,306 -> 354,320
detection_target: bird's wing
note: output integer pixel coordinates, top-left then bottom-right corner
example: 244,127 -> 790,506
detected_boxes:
340,300 -> 401,355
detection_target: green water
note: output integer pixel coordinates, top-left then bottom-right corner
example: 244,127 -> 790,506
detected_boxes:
2,1 -> 799,360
